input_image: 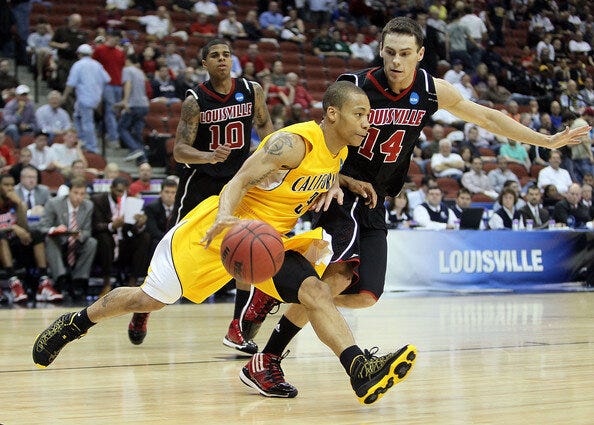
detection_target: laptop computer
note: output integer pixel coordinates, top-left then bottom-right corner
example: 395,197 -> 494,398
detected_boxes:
459,207 -> 484,230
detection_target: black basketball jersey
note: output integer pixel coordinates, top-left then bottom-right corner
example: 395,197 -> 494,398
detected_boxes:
338,67 -> 438,197
185,78 -> 255,178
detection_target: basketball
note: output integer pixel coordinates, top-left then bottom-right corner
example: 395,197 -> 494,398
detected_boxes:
220,220 -> 285,284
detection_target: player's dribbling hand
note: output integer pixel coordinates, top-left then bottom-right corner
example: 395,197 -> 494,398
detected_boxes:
210,145 -> 232,163
201,215 -> 239,248
311,186 -> 344,212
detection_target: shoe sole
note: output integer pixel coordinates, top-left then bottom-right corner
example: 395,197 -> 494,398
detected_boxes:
239,367 -> 298,398
356,344 -> 417,405
222,336 -> 258,356
32,333 -> 47,369
128,331 -> 146,345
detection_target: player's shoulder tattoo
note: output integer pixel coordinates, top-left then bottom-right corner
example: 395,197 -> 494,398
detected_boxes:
264,132 -> 295,156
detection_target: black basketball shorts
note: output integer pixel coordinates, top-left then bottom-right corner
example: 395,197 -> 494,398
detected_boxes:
272,250 -> 319,303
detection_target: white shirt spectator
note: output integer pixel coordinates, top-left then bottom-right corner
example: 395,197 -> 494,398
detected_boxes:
537,165 -> 573,194
413,202 -> 457,230
443,67 -> 465,85
568,39 -> 592,54
349,34 -> 375,63
460,12 -> 487,41
431,150 -> 465,178
138,15 -> 171,39
106,0 -> 131,9
536,39 -> 555,62
193,0 -> 219,17
27,144 -> 53,171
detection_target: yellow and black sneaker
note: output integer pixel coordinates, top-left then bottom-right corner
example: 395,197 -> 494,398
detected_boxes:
350,344 -> 417,405
32,312 -> 86,368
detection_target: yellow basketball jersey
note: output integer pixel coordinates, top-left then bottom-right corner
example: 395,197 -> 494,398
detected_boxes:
164,121 -> 347,303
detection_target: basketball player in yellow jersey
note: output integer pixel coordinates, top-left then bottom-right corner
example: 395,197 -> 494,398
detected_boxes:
32,81 -> 418,405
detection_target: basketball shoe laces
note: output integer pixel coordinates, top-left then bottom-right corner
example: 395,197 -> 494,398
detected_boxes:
250,293 -> 280,322
264,351 -> 290,385
350,347 -> 390,379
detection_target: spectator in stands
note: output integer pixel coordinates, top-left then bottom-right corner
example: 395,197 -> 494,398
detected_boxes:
582,183 -> 593,217
93,32 -> 126,147
192,0 -> 218,17
62,44 -> 110,154
217,8 -> 247,40
568,31 -> 592,55
413,186 -> 457,230
150,65 -> 181,104
488,156 -> 520,193
453,73 -> 478,103
115,53 -> 150,164
49,13 -> 87,92
46,128 -> 87,174
281,7 -> 307,44
0,131 -> 16,174
489,187 -> 524,230
386,191 -> 412,229
560,80 -> 588,114
283,103 -> 305,126
415,13 -> 442,77
460,125 -> 494,160
460,5 -> 486,67
56,159 -> 94,197
1,84 -> 37,147
309,0 -> 332,26
174,65 -> 196,99
239,44 -> 270,79
269,60 -> 287,86
537,150 -> 573,195
312,25 -> 335,58
449,187 -> 472,217
9,147 -> 37,185
144,177 -> 177,255
124,6 -> 180,40
241,9 -> 264,42
259,1 -> 284,36
519,184 -> 550,229
529,10 -> 554,34
34,90 -> 72,142
542,183 -> 563,214
536,33 -> 555,63
140,45 -> 159,78
91,176 -> 149,294
27,20 -> 56,81
0,59 -> 19,108
27,130 -> 54,172
0,173 -> 61,303
499,138 -> 531,172
570,109 -> 594,184
128,162 -> 153,197
446,9 -> 476,71
240,61 -> 259,83
285,72 -> 319,112
349,33 -> 375,64
431,139 -> 465,179
103,162 -> 120,181
462,156 -> 499,200
407,175 -> 438,212
163,42 -> 186,77
39,176 -> 97,299
580,78 -> 594,106
553,183 -> 591,228
190,13 -> 217,38
14,164 -> 49,230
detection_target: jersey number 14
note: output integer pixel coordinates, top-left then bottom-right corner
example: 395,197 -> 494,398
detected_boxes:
358,128 -> 404,162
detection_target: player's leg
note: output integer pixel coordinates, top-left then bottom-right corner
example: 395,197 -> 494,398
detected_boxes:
32,287 -> 166,368
222,279 -> 258,354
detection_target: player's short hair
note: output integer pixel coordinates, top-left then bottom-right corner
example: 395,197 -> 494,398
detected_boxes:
381,17 -> 424,49
322,80 -> 366,112
201,38 -> 231,61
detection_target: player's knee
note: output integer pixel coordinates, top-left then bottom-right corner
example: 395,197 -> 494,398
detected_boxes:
298,277 -> 333,308
323,262 -> 354,295
126,288 -> 166,312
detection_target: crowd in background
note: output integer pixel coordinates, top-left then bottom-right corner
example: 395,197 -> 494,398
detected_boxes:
1,0 -> 594,304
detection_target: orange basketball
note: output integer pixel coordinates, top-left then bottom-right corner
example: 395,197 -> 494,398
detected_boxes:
220,220 -> 285,284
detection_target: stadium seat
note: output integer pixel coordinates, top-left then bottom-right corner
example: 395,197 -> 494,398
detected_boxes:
41,170 -> 65,192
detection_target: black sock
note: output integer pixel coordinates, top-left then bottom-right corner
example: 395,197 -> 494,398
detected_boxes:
38,268 -> 48,277
339,345 -> 365,375
262,315 -> 301,356
72,308 -> 96,332
234,288 -> 250,320
6,267 -> 15,276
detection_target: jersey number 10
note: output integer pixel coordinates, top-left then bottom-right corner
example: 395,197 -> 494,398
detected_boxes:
208,122 -> 245,150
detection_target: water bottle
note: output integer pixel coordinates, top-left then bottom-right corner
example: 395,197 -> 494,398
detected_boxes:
526,219 -> 533,231
512,219 -> 519,231
453,219 -> 460,230
548,219 -> 556,230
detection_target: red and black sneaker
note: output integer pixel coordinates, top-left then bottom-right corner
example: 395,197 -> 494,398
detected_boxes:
239,287 -> 280,341
239,352 -> 298,398
223,318 -> 258,355
9,276 -> 28,303
128,313 -> 150,345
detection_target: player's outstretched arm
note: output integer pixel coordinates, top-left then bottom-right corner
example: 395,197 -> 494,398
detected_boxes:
172,96 -> 232,164
435,78 -> 591,149
202,132 -> 306,247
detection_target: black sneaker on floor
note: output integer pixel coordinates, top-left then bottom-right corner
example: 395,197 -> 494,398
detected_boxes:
32,312 -> 86,368
128,313 -> 150,345
223,318 -> 258,355
350,344 -> 417,405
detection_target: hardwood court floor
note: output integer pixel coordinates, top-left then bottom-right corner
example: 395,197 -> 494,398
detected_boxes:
1,292 -> 593,424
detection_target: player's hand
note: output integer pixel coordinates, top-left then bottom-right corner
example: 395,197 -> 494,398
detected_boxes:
344,176 -> 377,208
311,186 -> 344,212
201,215 -> 239,248
13,225 -> 32,245
548,125 -> 591,148
210,145 -> 232,164
112,216 -> 125,229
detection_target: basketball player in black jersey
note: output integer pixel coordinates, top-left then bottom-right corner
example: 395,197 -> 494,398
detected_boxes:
127,39 -> 274,350
238,17 -> 591,398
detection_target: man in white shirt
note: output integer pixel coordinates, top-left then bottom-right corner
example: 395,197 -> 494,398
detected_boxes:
431,139 -> 465,178
488,155 -> 520,193
461,156 -> 498,199
407,176 -> 437,212
537,150 -> 574,194
349,33 -> 375,63
413,186 -> 457,230
35,90 -> 72,142
443,59 -> 465,85
27,130 -> 53,171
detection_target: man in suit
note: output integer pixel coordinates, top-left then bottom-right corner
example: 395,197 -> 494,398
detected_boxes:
144,178 -> 177,256
91,176 -> 149,296
519,185 -> 550,229
39,177 -> 97,299
14,165 -> 51,218
552,183 -> 591,228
